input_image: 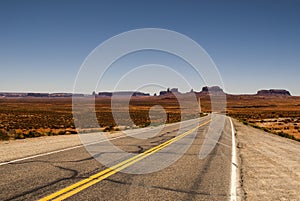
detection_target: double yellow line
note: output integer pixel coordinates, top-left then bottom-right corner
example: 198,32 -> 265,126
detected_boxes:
39,120 -> 211,201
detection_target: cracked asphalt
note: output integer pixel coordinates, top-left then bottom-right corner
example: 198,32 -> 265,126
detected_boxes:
0,117 -> 233,201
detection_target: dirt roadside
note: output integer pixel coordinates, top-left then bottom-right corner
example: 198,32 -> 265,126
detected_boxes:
233,119 -> 300,201
0,131 -> 129,163
0,134 -> 82,163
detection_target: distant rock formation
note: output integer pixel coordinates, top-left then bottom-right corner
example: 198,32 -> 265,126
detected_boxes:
170,88 -> 179,93
49,93 -> 73,97
0,92 -> 27,97
0,92 -> 84,97
159,91 -> 168,96
98,91 -> 150,97
27,93 -> 49,97
98,92 -> 113,97
159,88 -> 180,96
257,89 -> 291,96
201,86 -> 224,93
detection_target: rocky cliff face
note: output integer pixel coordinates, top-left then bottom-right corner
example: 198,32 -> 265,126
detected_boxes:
257,89 -> 291,96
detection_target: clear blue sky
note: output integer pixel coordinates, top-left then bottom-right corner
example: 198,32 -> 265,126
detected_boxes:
0,0 -> 299,95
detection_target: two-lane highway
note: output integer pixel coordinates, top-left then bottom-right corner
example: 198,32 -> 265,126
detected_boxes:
0,115 -> 235,201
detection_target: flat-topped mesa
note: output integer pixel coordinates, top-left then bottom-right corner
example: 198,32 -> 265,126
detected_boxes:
257,89 -> 291,96
201,86 -> 224,94
98,91 -> 150,97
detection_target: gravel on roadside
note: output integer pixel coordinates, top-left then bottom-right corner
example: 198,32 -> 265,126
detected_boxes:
233,119 -> 300,201
0,134 -> 83,163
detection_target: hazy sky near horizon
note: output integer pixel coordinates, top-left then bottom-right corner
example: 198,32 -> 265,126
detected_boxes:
0,0 -> 299,95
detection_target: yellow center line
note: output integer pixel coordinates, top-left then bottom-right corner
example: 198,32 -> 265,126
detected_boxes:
39,120 -> 211,201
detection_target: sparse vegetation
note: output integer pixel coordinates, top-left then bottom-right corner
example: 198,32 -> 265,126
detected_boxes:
1,94 -> 299,141
227,95 -> 300,141
0,96 -> 200,140
0,129 -> 9,140
238,118 -> 300,142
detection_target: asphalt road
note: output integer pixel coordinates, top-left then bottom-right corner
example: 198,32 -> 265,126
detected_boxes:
0,116 -> 234,201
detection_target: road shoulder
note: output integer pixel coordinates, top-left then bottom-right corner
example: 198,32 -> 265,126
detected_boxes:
0,134 -> 82,163
233,119 -> 300,201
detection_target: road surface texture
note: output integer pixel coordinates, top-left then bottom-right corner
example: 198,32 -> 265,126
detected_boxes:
233,119 -> 300,201
0,116 -> 235,201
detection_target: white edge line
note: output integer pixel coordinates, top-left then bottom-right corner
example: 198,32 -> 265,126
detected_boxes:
0,118 -> 204,166
229,117 -> 237,201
